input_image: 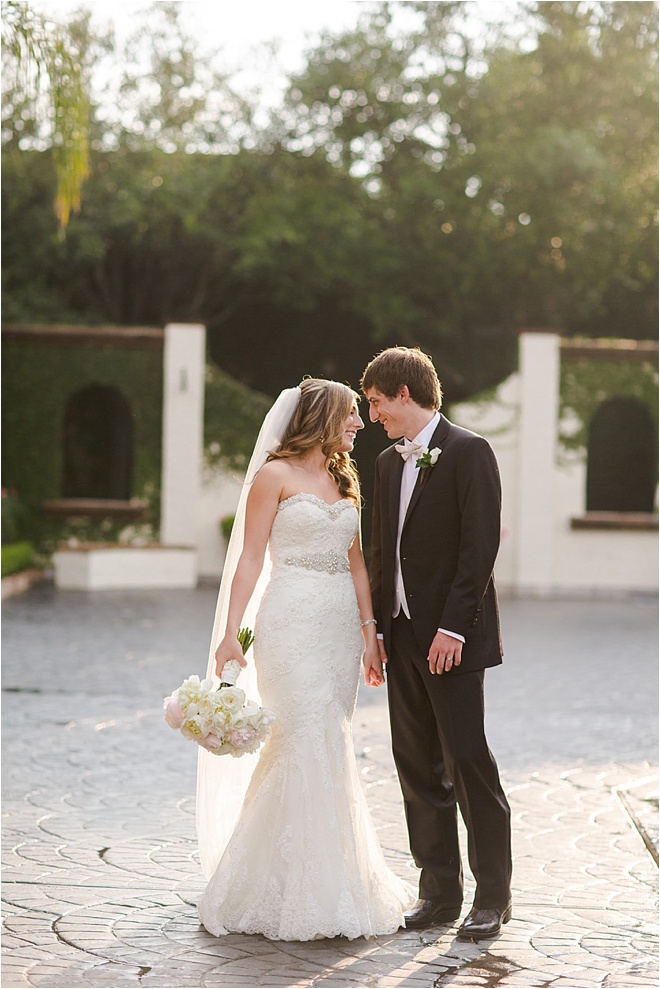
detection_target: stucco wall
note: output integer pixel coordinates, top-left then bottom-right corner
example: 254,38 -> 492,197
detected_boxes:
196,467 -> 244,580
452,332 -> 658,596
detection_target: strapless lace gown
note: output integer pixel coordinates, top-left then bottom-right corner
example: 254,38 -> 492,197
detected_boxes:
197,493 -> 415,941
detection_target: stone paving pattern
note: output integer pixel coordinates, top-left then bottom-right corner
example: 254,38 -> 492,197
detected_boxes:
2,585 -> 658,988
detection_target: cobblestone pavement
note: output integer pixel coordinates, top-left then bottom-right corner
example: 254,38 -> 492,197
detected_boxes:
2,585 -> 658,989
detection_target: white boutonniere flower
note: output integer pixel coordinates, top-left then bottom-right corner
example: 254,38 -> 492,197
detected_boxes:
416,447 -> 442,469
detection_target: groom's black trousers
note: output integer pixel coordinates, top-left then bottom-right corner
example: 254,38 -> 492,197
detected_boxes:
387,614 -> 512,908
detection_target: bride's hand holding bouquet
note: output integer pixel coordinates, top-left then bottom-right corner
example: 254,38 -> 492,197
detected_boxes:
164,628 -> 274,757
214,626 -> 251,687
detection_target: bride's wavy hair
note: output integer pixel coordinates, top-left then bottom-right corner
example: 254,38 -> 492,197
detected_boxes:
267,378 -> 361,505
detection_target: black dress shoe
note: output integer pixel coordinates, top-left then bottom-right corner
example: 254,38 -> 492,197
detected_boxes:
456,902 -> 512,941
404,898 -> 462,929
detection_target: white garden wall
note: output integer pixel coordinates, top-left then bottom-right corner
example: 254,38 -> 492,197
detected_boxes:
196,467 -> 244,580
452,331 -> 658,596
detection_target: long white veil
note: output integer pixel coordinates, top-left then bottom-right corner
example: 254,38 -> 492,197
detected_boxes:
196,386 -> 301,879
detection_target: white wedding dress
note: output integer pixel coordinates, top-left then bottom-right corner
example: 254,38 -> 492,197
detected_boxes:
197,492 -> 415,941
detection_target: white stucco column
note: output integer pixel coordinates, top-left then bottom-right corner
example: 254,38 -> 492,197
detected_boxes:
160,323 -> 206,548
514,331 -> 561,593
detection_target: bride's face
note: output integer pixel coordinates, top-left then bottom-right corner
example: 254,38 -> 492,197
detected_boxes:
339,404 -> 364,452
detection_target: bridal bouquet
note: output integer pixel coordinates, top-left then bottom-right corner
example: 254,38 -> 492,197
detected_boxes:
163,628 -> 275,757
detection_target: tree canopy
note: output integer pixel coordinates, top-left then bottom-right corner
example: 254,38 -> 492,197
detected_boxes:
2,1 -> 657,404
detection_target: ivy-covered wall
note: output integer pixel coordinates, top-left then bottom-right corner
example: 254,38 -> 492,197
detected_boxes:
559,357 -> 659,453
2,340 -> 164,545
2,335 -> 273,551
204,362 -> 272,472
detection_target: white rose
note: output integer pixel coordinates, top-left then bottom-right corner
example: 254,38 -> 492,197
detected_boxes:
180,715 -> 210,740
250,707 -> 275,732
215,686 -> 246,713
195,693 -> 216,719
429,447 -> 442,465
177,675 -> 207,715
210,706 -> 233,733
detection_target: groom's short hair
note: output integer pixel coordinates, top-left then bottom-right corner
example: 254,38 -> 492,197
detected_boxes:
361,347 -> 443,411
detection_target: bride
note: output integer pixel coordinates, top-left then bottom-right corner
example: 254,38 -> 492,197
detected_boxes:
196,378 -> 415,941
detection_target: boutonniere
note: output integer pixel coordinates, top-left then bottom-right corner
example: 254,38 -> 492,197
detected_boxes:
416,447 -> 442,470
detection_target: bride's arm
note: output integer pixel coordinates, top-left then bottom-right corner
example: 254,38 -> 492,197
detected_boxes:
348,527 -> 384,687
214,464 -> 282,678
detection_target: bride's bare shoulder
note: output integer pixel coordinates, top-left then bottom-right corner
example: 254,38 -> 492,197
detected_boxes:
251,458 -> 293,490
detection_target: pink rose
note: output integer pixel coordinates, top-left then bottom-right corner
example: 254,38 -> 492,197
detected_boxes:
198,732 -> 224,752
229,727 -> 259,749
164,696 -> 185,729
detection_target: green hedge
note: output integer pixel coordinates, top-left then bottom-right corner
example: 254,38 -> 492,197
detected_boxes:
2,541 -> 34,578
2,491 -> 30,544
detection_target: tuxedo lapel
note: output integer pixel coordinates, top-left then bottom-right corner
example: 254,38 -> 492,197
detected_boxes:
403,416 -> 450,528
387,447 -> 405,542
403,468 -> 425,528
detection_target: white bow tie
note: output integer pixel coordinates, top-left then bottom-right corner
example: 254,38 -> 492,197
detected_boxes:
395,440 -> 426,463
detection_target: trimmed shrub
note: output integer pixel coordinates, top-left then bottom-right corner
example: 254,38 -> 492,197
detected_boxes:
2,541 -> 34,578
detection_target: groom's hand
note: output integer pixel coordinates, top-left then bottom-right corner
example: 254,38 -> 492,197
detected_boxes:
377,638 -> 388,676
427,632 -> 463,675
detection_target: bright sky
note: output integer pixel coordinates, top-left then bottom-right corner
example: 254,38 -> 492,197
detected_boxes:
31,0 -> 364,48
30,1 -> 365,79
30,1 -> 524,106
28,0 -> 378,114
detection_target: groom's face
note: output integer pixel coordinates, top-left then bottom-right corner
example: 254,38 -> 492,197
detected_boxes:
364,388 -> 407,440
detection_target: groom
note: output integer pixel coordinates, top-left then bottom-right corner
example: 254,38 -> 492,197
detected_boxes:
361,346 -> 512,941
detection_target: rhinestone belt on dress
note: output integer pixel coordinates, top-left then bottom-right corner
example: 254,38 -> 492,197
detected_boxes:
282,550 -> 350,574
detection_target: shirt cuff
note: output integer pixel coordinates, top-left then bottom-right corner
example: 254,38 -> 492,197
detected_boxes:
377,633 -> 384,640
438,628 -> 465,643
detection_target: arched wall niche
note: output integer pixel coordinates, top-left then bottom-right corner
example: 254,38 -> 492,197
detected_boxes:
63,384 -> 134,500
586,396 -> 657,514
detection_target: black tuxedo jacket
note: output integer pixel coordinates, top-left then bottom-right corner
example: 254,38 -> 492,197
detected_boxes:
370,414 -> 503,673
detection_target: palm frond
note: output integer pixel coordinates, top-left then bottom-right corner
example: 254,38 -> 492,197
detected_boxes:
2,0 -> 90,229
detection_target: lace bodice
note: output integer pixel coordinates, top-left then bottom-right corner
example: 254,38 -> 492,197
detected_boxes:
269,493 -> 358,572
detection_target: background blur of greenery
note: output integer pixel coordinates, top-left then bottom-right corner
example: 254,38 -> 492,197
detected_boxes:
2,0 -> 658,558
